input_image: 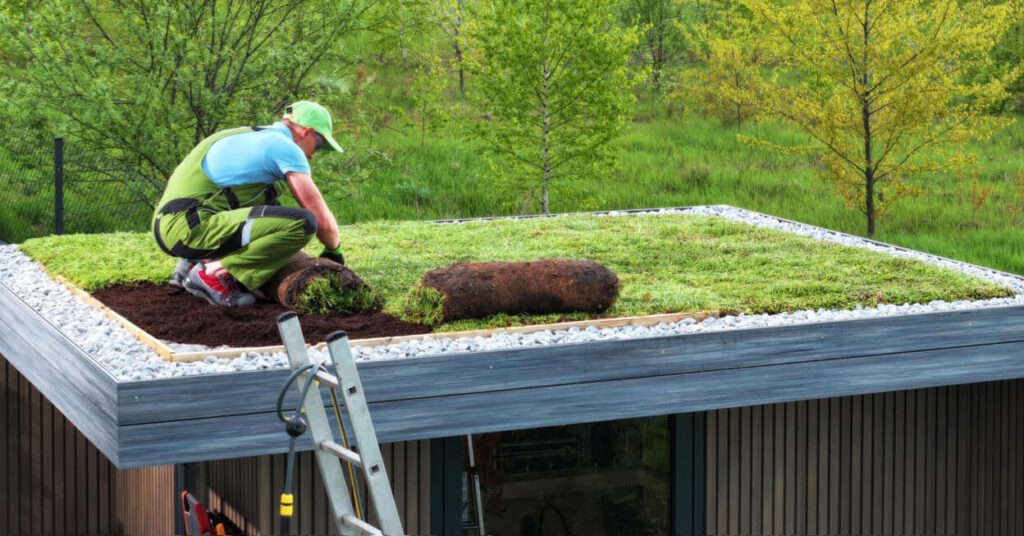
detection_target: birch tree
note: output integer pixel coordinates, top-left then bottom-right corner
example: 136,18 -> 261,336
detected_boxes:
465,0 -> 642,214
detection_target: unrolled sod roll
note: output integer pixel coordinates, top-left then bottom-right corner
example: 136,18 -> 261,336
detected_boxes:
421,259 -> 619,322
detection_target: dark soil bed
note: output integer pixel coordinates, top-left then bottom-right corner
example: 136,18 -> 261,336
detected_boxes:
92,283 -> 432,347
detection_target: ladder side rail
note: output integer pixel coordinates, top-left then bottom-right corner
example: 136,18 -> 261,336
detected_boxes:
279,314 -> 362,536
326,332 -> 405,536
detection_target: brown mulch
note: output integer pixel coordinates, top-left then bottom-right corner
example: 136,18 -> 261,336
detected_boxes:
91,283 -> 431,347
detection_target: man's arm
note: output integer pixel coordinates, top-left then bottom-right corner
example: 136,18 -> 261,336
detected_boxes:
285,171 -> 340,249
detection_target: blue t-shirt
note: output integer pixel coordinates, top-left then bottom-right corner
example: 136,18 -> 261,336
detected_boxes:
201,122 -> 311,187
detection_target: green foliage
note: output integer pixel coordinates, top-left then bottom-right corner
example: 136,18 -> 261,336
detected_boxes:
617,0 -> 688,97
739,0 -> 1022,236
0,0 -> 373,193
293,276 -> 381,315
401,285 -> 446,326
409,55 -> 454,147
21,214 -> 1014,331
675,0 -> 769,128
463,0 -> 645,214
988,12 -> 1024,113
365,0 -> 438,71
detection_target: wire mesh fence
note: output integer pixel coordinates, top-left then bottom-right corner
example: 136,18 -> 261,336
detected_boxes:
0,128 -> 161,244
0,127 -> 57,243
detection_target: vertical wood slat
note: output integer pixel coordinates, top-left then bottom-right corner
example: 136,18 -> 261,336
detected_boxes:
705,379 -> 1024,536
705,410 -> 718,533
1,359 -> 8,535
203,439 -> 432,536
728,407 -> 741,536
1,354 -> 175,536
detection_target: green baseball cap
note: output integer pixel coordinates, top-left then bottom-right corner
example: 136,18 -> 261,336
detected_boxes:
283,101 -> 343,153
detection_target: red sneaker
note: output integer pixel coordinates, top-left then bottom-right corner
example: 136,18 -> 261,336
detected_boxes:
184,264 -> 256,307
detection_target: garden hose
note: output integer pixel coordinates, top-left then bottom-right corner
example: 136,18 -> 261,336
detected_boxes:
276,362 -> 321,536
275,361 -> 365,531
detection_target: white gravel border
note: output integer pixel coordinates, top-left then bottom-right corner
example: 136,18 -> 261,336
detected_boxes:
1,205 -> 1021,382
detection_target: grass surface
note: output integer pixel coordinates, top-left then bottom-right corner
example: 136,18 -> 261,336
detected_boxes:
19,213 -> 1013,332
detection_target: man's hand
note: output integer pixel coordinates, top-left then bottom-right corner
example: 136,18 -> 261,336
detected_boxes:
320,244 -> 345,265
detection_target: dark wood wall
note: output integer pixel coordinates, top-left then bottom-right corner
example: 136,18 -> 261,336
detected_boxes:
1,354 -> 175,536
706,379 -> 1024,536
206,441 -> 432,535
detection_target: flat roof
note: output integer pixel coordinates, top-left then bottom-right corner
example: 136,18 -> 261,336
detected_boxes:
2,207 -> 1023,468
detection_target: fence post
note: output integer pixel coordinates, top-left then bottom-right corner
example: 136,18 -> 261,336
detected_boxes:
54,137 -> 64,235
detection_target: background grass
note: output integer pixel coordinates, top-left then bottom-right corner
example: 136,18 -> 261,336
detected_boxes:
317,113 -> 1024,277
19,214 -> 1013,332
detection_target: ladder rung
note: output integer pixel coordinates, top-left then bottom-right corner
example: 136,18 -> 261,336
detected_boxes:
315,369 -> 340,388
343,514 -> 383,536
320,440 -> 363,467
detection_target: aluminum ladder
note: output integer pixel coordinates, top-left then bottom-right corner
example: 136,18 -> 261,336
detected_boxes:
277,312 -> 404,536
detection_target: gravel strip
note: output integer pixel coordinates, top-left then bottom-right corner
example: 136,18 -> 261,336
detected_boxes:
2,206 -> 1021,381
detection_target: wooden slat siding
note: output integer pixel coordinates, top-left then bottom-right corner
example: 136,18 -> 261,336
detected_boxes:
0,356 -> 174,536
795,401 -> 806,535
871,392 -> 884,535
204,441 -> 431,535
750,404 -> 763,534
705,410 -> 718,531
738,406 -> 751,535
115,465 -> 175,536
40,391 -> 53,536
862,394 -> 873,533
705,379 -> 1024,536
20,374 -> 33,535
1,360 -> 9,535
728,407 -> 740,535
805,399 -> 817,533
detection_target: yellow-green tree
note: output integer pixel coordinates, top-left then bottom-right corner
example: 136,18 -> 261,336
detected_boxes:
740,0 -> 1021,236
678,0 -> 770,128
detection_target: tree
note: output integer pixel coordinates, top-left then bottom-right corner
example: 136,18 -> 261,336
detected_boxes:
617,0 -> 687,102
439,0 -> 471,95
676,0 -> 770,128
368,0 -> 435,71
464,0 -> 643,214
409,55 -> 452,146
0,0 -> 374,203
740,0 -> 1021,236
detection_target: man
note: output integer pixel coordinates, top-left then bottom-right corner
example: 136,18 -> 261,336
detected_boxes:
152,101 -> 346,306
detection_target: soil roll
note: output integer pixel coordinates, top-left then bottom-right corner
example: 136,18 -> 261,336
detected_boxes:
258,252 -> 369,310
422,259 -> 619,322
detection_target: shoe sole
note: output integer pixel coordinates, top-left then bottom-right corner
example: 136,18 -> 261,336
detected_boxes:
184,275 -> 256,307
184,277 -> 228,306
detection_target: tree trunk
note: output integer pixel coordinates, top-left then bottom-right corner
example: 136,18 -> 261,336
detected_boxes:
454,0 -> 465,95
862,3 -> 875,237
542,62 -> 551,214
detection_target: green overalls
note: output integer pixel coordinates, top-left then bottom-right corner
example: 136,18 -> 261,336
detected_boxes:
152,127 -> 317,290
